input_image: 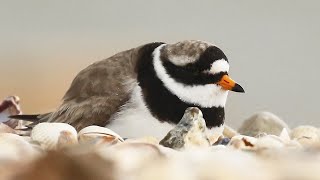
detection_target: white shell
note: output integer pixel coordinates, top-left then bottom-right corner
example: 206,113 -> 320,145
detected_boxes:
290,125 -> 320,147
31,122 -> 78,150
229,132 -> 301,151
78,125 -> 124,145
228,135 -> 258,150
255,135 -> 285,150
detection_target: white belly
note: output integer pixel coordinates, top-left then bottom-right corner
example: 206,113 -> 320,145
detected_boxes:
107,110 -> 174,139
107,84 -> 174,139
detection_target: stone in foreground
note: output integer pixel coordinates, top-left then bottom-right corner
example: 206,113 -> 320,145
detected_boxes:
159,107 -> 210,150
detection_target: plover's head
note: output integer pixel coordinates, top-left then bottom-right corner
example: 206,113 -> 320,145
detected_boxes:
152,40 -> 244,108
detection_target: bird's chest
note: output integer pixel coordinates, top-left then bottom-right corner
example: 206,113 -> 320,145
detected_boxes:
107,85 -> 225,141
107,85 -> 174,139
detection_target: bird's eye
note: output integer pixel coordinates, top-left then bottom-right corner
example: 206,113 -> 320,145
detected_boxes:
182,66 -> 201,74
203,71 -> 228,84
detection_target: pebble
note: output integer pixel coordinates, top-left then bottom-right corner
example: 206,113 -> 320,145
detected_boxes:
159,107 -> 210,150
238,112 -> 290,137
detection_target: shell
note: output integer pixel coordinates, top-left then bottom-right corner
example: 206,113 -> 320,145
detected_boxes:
290,125 -> 320,147
31,122 -> 78,150
255,135 -> 285,150
228,135 -> 258,150
78,126 -> 124,145
229,130 -> 301,151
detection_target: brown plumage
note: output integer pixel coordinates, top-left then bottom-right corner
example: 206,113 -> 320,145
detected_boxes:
39,47 -> 142,130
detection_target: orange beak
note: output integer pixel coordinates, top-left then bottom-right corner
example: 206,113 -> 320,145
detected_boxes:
218,75 -> 245,93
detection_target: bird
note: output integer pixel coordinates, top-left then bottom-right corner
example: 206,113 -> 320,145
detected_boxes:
10,40 -> 245,139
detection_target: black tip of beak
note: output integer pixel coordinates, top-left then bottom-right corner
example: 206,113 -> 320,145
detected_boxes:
232,83 -> 245,93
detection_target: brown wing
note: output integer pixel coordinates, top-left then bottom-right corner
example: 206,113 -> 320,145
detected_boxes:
47,47 -> 141,131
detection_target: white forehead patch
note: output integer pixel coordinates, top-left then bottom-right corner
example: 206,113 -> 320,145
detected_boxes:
168,55 -> 199,66
210,59 -> 229,74
153,44 -> 229,108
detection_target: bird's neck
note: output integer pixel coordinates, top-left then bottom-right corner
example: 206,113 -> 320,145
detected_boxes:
135,43 -> 225,128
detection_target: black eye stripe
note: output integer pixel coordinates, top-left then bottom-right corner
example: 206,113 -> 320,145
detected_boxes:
162,59 -> 227,85
161,46 -> 229,86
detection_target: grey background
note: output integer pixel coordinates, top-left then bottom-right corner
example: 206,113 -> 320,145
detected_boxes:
1,0 -> 319,129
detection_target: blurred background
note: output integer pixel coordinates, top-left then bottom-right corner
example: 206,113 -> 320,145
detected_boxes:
0,0 -> 319,128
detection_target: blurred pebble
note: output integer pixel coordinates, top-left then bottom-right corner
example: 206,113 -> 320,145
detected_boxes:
238,112 -> 290,137
13,151 -> 115,180
214,137 -> 230,145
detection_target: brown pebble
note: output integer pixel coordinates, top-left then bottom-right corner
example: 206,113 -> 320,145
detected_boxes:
13,151 -> 115,180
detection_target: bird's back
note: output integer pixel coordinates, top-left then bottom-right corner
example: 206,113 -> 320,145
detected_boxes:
47,47 -> 141,130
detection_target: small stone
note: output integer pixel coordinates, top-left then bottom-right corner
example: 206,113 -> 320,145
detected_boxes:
159,107 -> 210,150
238,112 -> 290,137
214,137 -> 231,146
